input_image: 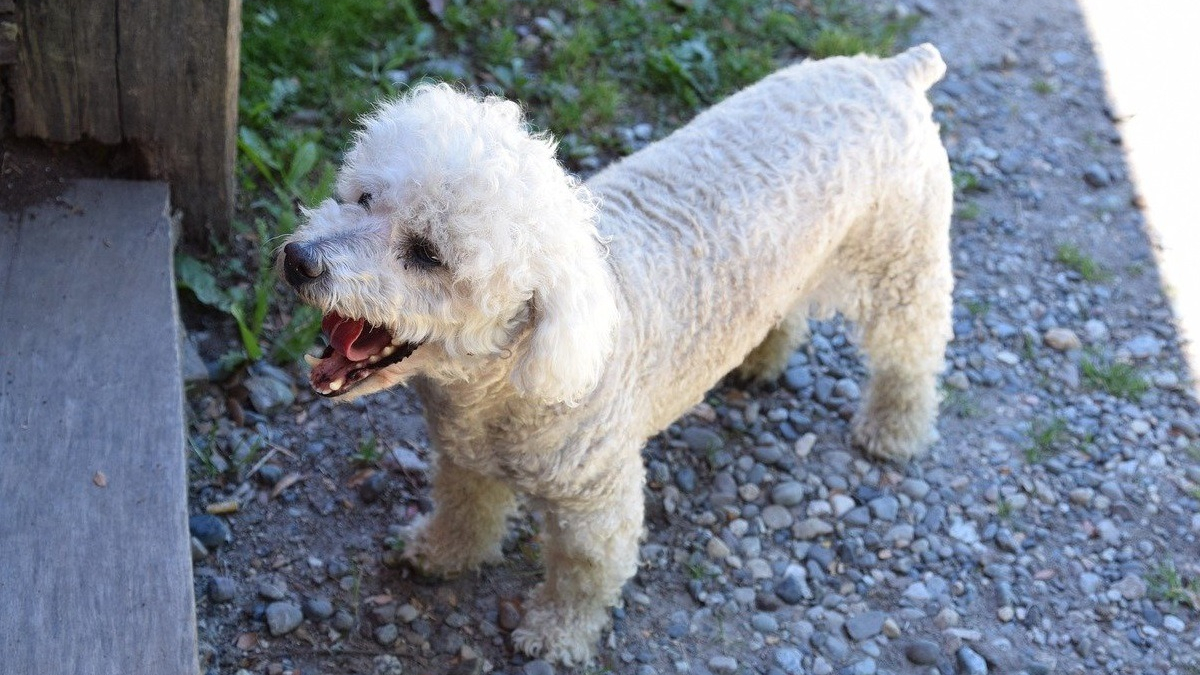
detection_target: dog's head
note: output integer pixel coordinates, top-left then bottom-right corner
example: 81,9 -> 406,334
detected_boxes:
280,84 -> 617,405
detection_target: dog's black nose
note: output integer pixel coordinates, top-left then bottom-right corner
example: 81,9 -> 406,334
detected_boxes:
283,242 -> 325,289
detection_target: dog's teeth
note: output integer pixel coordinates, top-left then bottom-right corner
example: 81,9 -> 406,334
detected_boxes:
303,354 -> 320,367
367,355 -> 380,364
381,345 -> 395,357
391,336 -> 403,345
329,378 -> 344,392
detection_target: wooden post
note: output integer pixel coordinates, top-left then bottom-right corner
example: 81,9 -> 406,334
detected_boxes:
7,0 -> 241,243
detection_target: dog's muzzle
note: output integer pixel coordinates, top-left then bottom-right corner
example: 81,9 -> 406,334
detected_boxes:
283,242 -> 326,290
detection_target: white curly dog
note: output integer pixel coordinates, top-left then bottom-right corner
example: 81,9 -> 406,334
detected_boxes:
281,43 -> 953,664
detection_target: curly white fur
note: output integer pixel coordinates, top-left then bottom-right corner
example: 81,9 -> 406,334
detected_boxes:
283,43 -> 953,664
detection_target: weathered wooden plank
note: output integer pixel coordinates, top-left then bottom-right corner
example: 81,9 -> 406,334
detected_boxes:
0,7 -> 16,66
117,0 -> 242,242
0,180 -> 199,675
10,1 -> 121,142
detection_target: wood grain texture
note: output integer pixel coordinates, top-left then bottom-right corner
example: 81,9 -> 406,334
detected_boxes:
11,0 -> 121,142
9,0 -> 242,240
116,0 -> 243,242
0,180 -> 199,675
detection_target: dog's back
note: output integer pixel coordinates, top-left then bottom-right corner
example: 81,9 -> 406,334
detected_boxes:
586,45 -> 951,433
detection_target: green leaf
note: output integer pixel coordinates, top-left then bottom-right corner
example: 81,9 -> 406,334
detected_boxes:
285,140 -> 320,192
175,254 -> 234,313
228,303 -> 264,361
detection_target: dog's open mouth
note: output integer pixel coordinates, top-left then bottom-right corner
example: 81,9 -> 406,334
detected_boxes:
306,312 -> 421,396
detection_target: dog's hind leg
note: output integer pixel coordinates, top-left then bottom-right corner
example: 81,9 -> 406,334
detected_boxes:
402,457 -> 518,576
844,188 -> 953,461
734,303 -> 809,383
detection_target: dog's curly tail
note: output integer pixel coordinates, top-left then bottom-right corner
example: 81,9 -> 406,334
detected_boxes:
892,43 -> 946,91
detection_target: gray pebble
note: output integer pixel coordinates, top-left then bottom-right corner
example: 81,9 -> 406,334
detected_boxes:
208,576 -> 236,603
763,505 -> 795,530
845,610 -> 887,641
868,495 -> 900,521
905,639 -> 940,665
708,655 -> 738,674
771,481 -> 806,506
1082,162 -> 1110,188
371,655 -> 404,675
956,646 -> 988,675
774,646 -> 804,674
523,660 -> 555,675
302,596 -> 334,620
794,517 -> 832,539
374,623 -> 399,645
776,574 -> 808,604
752,613 -> 779,632
784,367 -> 814,391
257,581 -> 286,601
683,427 -> 724,453
265,602 -> 303,636
675,467 -> 698,492
332,609 -> 355,632
188,515 -> 231,549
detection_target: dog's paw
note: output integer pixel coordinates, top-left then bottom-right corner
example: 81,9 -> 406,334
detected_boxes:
398,514 -> 503,578
851,413 -> 935,462
511,604 -> 601,666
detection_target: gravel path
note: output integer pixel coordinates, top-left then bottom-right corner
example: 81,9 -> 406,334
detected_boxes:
188,0 -> 1200,673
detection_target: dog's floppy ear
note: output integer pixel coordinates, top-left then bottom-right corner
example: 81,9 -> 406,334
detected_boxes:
512,236 -> 618,405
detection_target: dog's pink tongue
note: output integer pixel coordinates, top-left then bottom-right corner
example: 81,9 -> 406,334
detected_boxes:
322,312 -> 391,362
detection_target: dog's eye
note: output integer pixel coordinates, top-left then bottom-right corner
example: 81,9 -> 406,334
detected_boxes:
405,236 -> 442,270
357,192 -> 373,210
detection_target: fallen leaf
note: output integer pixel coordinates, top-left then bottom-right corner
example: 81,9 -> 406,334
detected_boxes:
270,472 -> 305,499
235,632 -> 258,650
366,593 -> 394,605
1034,568 -> 1057,580
93,471 -> 107,487
206,500 -> 239,514
346,468 -> 375,488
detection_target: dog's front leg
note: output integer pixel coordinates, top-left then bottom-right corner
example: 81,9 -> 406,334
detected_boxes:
402,456 -> 518,576
512,460 -> 645,665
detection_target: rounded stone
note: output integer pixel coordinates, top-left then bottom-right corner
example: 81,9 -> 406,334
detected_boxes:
762,505 -> 795,530
793,517 -> 833,539
523,660 -> 555,675
708,655 -> 738,674
1043,327 -> 1081,351
374,623 -> 399,645
845,610 -> 887,641
904,640 -> 940,665
682,427 -> 724,453
770,481 -> 806,507
775,574 -> 808,605
265,602 -> 303,636
956,646 -> 988,675
302,596 -> 334,620
188,514 -> 232,549
208,576 -> 236,603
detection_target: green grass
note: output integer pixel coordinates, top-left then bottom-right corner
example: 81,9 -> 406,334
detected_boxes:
351,436 -> 383,466
953,169 -> 982,194
1055,244 -> 1110,282
956,201 -> 982,221
942,388 -> 983,419
1025,416 -> 1069,463
1148,560 -> 1200,609
1033,79 -> 1054,95
963,298 -> 990,317
1081,355 -> 1148,400
996,498 -> 1013,520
